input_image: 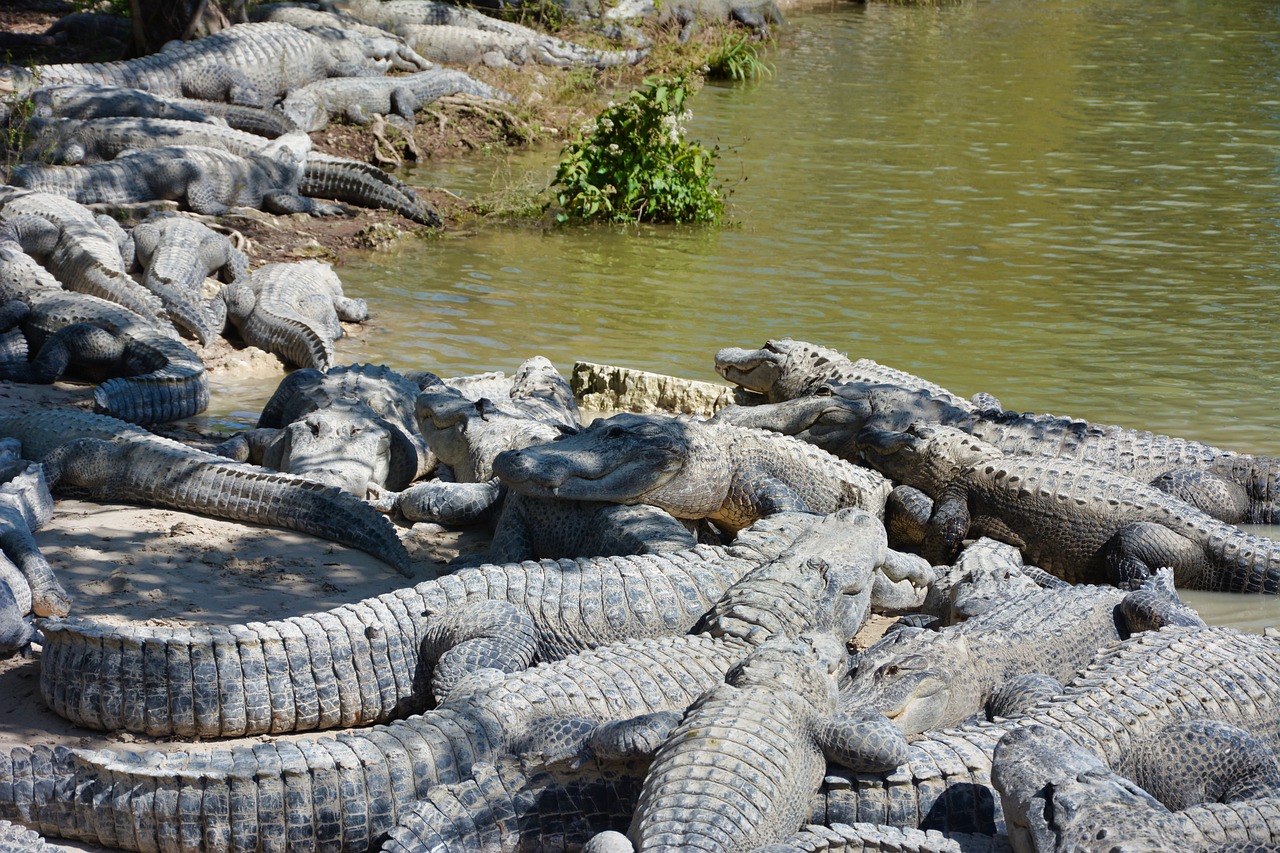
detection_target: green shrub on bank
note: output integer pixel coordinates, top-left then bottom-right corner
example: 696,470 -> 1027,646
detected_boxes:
705,33 -> 773,81
551,73 -> 726,224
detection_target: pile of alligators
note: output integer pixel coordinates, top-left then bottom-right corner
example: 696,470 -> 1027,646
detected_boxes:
0,333 -> 1275,852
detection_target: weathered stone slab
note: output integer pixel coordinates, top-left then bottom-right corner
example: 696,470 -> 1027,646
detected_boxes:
571,360 -> 759,416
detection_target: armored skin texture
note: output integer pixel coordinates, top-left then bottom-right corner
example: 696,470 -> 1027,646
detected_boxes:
493,412 -> 892,534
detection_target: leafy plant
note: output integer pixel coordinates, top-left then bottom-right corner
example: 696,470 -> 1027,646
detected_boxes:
705,32 -> 773,81
551,74 -> 725,224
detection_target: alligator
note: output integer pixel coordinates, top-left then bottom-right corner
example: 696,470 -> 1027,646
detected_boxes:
584,633 -> 909,853
10,139 -> 352,218
0,445 -> 69,624
492,412 -> 893,534
993,722 -> 1280,852
0,408 -> 411,576
855,423 -> 1280,592
19,119 -> 442,224
0,241 -> 60,303
0,820 -> 58,853
13,289 -> 209,424
300,151 -> 442,226
838,569 -> 1204,735
807,625 -> 1280,837
0,510 -> 890,851
0,22 -> 405,107
375,361 -> 577,524
604,0 -> 784,42
394,23 -> 648,69
222,259 -> 367,371
22,83 -> 214,123
280,67 -> 511,132
215,362 -> 434,494
0,188 -> 165,323
713,338 -> 992,410
129,212 -> 246,346
339,0 -> 648,66
21,114 -> 281,165
715,379 -> 1280,525
34,511 -> 816,736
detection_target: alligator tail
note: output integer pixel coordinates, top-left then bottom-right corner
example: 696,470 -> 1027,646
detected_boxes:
91,336 -> 210,424
0,713 -> 482,853
301,157 -> 441,227
38,582 -> 434,736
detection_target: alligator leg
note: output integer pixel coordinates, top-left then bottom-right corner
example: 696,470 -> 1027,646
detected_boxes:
1150,467 -> 1251,525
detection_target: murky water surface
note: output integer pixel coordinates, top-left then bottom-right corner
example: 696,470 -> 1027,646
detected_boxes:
219,0 -> 1280,626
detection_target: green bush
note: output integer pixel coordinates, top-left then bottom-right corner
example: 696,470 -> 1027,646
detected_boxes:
705,33 -> 773,81
551,74 -> 726,225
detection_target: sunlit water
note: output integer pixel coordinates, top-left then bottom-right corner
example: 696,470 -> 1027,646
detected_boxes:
208,0 -> 1280,626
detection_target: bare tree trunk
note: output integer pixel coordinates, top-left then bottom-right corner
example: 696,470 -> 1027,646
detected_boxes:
128,0 -> 232,56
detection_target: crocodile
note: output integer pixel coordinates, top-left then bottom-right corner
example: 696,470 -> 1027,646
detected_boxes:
807,625 -> 1280,837
0,408 -> 411,576
492,412 -> 893,534
713,338 -> 993,410
34,512 -> 815,736
215,362 -> 434,494
855,423 -> 1280,592
715,379 -> 1280,525
584,633 -> 909,853
129,212 -> 246,346
0,510 -> 892,851
0,22 -> 403,107
280,67 -> 511,132
222,259 -> 367,371
993,722 -> 1280,852
10,138 -> 351,218
0,188 -> 165,323
13,289 -> 209,424
838,569 -> 1204,735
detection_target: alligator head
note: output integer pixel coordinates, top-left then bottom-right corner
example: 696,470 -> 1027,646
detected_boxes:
713,338 -> 851,402
856,423 -> 1002,495
993,724 -> 1175,853
275,407 -> 394,495
714,380 -> 971,461
840,626 -> 965,734
416,384 -> 563,483
492,413 -> 722,515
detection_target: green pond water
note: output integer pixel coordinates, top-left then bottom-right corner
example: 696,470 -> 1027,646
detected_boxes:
215,0 -> 1280,626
